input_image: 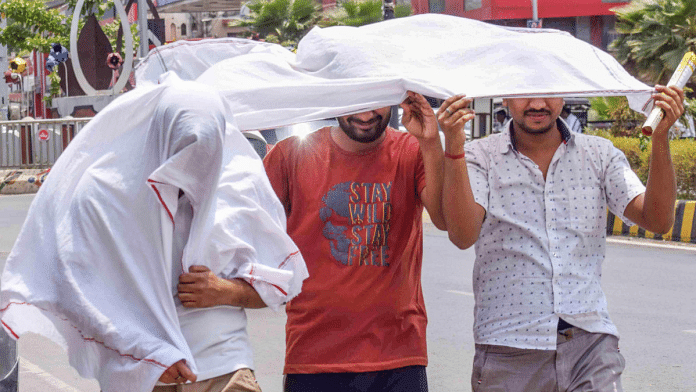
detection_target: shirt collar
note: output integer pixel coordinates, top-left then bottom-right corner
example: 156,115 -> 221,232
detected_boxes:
500,118 -> 574,154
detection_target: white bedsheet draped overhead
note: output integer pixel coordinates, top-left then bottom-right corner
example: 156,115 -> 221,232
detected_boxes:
137,14 -> 654,131
3,13 -> 653,392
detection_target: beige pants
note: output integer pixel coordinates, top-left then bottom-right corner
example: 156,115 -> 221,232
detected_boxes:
153,368 -> 262,392
472,328 -> 625,392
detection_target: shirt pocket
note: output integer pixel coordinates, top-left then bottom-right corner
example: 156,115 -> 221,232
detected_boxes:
560,187 -> 604,235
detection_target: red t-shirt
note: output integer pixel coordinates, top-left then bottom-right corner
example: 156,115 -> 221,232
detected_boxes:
263,127 -> 428,374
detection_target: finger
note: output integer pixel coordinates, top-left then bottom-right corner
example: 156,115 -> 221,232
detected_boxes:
449,97 -> 473,113
178,291 -> 201,302
408,92 -> 431,110
175,361 -> 198,383
159,365 -> 180,384
178,293 -> 203,308
653,86 -> 683,118
454,112 -> 476,127
662,86 -> 685,116
654,100 -> 679,122
177,282 -> 196,295
655,85 -> 683,111
189,265 -> 210,273
178,273 -> 198,284
443,108 -> 474,124
402,94 -> 429,119
437,94 -> 466,117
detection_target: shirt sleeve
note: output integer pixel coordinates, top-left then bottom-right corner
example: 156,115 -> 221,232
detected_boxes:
465,142 -> 490,212
604,144 -> 646,226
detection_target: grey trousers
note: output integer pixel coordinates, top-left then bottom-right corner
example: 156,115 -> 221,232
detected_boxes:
471,328 -> 625,392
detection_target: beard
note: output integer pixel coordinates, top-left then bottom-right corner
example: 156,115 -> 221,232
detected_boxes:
514,109 -> 556,134
337,112 -> 391,143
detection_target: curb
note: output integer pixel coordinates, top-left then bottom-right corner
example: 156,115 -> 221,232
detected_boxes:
4,170 -> 696,245
0,168 -> 51,195
607,200 -> 696,244
423,201 -> 696,246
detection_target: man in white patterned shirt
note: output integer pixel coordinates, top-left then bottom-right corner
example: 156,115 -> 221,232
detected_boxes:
435,85 -> 684,392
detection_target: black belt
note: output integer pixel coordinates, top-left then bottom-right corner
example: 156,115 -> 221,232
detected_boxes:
558,318 -> 573,331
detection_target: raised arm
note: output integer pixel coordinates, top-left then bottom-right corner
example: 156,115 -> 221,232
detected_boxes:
624,85 -> 685,234
400,91 -> 447,230
437,95 -> 486,249
178,265 -> 267,309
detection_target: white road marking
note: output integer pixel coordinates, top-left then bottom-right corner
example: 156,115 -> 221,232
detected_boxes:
446,290 -> 474,297
20,357 -> 82,392
607,237 -> 696,251
682,330 -> 696,334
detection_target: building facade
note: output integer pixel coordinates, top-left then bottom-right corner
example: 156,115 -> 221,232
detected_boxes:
411,0 -> 630,50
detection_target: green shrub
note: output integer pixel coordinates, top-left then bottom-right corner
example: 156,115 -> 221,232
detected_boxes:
670,139 -> 696,200
587,129 -> 696,199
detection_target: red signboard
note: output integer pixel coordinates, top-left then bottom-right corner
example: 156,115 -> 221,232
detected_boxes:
38,129 -> 50,141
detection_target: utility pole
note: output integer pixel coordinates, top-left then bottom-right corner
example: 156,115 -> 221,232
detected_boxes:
526,0 -> 541,28
531,0 -> 538,22
138,0 -> 149,59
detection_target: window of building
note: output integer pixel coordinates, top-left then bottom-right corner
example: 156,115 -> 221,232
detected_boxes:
429,0 -> 445,13
465,0 -> 481,10
181,23 -> 187,36
170,23 -> 177,40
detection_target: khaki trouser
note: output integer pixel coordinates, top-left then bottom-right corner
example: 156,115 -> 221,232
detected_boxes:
154,368 -> 262,392
472,328 -> 625,392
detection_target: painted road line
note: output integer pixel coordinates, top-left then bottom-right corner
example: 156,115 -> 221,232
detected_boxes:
20,357 -> 82,392
682,330 -> 696,334
446,290 -> 474,297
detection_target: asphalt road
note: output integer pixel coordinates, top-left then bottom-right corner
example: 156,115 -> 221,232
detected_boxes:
1,194 -> 695,391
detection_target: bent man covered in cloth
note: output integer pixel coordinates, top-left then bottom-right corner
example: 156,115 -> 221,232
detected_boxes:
0,77 -> 307,392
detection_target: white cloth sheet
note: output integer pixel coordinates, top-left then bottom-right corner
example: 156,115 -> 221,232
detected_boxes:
136,14 -> 654,131
2,13 -> 656,392
0,77 -> 307,391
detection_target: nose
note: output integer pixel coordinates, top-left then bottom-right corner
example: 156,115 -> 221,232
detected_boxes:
352,111 -> 378,122
528,98 -> 547,110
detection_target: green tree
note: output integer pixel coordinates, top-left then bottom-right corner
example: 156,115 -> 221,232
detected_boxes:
0,0 -> 68,53
589,96 -> 646,138
237,0 -> 412,45
610,0 -> 696,86
237,0 -> 322,45
0,0 -> 139,101
322,0 -> 411,27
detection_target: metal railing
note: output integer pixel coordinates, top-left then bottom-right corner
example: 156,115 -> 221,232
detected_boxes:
0,118 -> 90,169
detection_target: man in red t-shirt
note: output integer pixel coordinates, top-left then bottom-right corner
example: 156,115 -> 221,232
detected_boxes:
263,92 -> 473,392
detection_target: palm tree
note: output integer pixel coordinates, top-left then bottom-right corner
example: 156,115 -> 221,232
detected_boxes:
237,0 -> 322,45
321,0 -> 411,27
610,0 -> 696,86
